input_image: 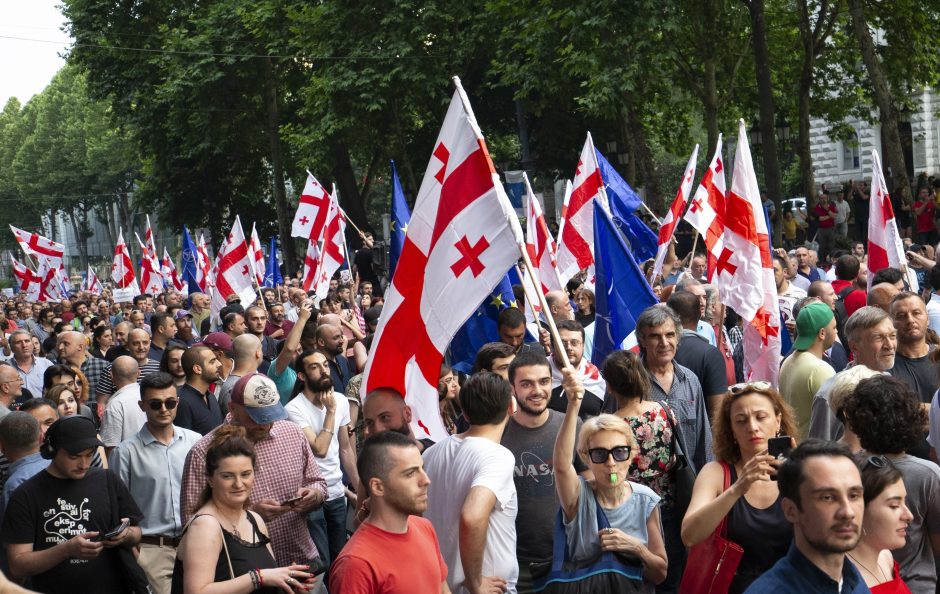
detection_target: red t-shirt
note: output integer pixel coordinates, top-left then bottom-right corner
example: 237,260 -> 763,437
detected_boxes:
914,200 -> 935,233
813,202 -> 837,229
330,516 -> 448,593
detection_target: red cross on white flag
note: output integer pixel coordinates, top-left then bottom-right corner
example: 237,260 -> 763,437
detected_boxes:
249,223 -> 266,287
652,145 -> 699,280
360,77 -> 524,442
136,232 -> 165,295
111,230 -> 140,297
11,257 -> 41,301
311,191 -> 347,300
210,216 -> 258,320
83,265 -> 102,295
555,134 -> 605,283
867,150 -> 913,291
291,172 -> 332,241
720,120 -> 781,385
524,172 -> 563,294
196,233 -> 211,292
683,135 -> 727,281
161,248 -> 186,293
9,225 -> 65,264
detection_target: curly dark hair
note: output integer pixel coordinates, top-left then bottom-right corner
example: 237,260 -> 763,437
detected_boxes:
844,375 -> 927,454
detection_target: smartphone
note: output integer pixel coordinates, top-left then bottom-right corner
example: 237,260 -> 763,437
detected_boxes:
768,436 -> 792,459
90,518 -> 130,542
280,496 -> 303,507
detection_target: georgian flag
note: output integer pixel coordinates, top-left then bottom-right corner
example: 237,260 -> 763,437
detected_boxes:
301,239 -> 321,293
683,135 -> 727,281
312,192 -> 347,300
291,172 -> 332,241
555,134 -> 606,283
524,172 -> 563,294
209,216 -> 258,319
196,233 -> 211,292
717,121 -> 781,385
9,225 -> 65,263
868,150 -> 915,291
11,257 -> 41,301
652,146 -> 699,280
136,233 -> 165,295
249,223 -> 266,287
83,265 -> 102,295
111,230 -> 140,296
361,78 -> 525,442
161,248 -> 186,293
143,215 -> 158,260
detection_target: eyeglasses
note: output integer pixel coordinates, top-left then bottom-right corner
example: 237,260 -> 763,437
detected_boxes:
587,446 -> 632,464
865,455 -> 890,469
147,399 -> 179,411
729,381 -> 773,395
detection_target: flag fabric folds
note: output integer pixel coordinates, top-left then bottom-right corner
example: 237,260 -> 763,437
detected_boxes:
449,274 -> 517,374
524,172 -> 563,294
291,172 -> 332,242
618,212 -> 659,262
161,248 -> 186,293
595,149 -> 659,262
360,78 -> 525,442
301,239 -> 321,293
591,202 -> 658,367
249,224 -> 266,287
209,216 -> 258,319
312,191 -> 347,300
720,120 -> 781,385
9,225 -> 64,263
867,150 -> 913,291
136,233 -> 164,295
653,146 -> 699,279
389,160 -> 411,281
197,233 -> 211,292
556,134 -> 605,283
683,135 -> 727,281
83,265 -> 102,295
264,236 -> 283,288
181,226 -> 202,293
11,258 -> 41,301
111,230 -> 140,298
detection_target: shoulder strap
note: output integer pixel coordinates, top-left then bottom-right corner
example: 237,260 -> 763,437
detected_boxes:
717,461 -> 732,539
183,514 -> 235,580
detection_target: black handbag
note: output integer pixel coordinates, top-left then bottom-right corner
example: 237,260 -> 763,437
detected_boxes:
105,470 -> 155,594
664,405 -> 697,517
533,497 -> 646,593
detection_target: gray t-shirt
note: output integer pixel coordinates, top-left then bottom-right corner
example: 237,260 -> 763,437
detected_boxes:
564,477 -> 660,568
500,410 -> 587,563
216,374 -> 242,417
891,454 -> 940,594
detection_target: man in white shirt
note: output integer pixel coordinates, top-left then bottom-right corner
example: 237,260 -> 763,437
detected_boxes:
423,372 -> 518,594
285,349 -> 359,578
99,356 -> 146,454
926,266 -> 940,335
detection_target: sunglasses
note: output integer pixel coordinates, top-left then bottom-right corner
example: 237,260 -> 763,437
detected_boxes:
587,446 -> 632,464
147,399 -> 179,411
729,381 -> 772,395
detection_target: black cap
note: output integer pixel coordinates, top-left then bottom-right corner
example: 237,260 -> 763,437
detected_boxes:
42,416 -> 104,459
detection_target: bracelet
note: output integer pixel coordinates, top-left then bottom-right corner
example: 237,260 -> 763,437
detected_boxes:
249,569 -> 260,589
322,428 -> 334,435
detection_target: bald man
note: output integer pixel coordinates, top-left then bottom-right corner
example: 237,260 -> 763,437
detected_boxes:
0,365 -> 23,418
96,328 -> 161,401
56,330 -> 110,400
218,334 -> 263,415
99,356 -> 145,452
315,322 -> 352,393
867,282 -> 901,311
361,388 -> 433,450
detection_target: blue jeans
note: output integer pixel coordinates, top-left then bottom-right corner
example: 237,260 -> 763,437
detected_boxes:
307,496 -> 348,575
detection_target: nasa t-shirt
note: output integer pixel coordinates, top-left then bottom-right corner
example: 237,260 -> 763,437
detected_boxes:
500,409 -> 587,563
2,467 -> 142,593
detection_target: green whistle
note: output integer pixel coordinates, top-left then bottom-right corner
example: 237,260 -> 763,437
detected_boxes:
609,473 -> 617,484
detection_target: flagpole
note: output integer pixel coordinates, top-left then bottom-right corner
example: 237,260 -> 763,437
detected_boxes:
517,264 -> 545,330
690,229 -> 700,258
518,241 -> 573,373
638,202 -> 662,227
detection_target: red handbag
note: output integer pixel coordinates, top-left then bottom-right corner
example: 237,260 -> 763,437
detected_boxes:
678,461 -> 744,594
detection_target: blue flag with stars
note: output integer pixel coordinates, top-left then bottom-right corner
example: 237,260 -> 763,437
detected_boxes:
595,149 -> 658,261
389,160 -> 411,281
264,236 -> 283,288
592,202 -> 658,366
449,273 -> 518,374
180,226 -> 200,293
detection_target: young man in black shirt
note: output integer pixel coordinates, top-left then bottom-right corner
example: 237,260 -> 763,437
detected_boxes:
3,415 -> 142,593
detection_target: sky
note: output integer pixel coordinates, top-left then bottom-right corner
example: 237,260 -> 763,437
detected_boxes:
0,0 -> 70,107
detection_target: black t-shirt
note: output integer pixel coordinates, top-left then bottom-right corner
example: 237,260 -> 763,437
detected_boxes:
2,468 -> 142,594
889,350 -> 939,404
353,248 -> 380,286
175,383 -> 224,436
674,330 -> 729,405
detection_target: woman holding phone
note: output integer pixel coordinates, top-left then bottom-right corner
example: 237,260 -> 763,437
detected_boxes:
681,382 -> 798,593
172,425 -> 314,593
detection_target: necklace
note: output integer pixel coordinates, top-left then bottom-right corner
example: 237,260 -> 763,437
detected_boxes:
847,553 -> 890,584
215,507 -> 243,540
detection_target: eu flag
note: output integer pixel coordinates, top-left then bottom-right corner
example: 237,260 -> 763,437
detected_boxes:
449,273 -> 518,374
619,211 -> 659,262
264,236 -> 283,288
389,160 -> 411,281
592,203 -> 658,366
595,149 -> 658,261
181,226 -> 200,293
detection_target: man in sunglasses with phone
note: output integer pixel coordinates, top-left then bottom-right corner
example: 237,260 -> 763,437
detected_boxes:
109,371 -> 201,594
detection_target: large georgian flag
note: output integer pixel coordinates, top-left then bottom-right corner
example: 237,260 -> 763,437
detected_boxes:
111,230 -> 140,298
9,225 -> 64,264
291,172 -> 332,242
209,216 -> 258,319
683,135 -> 727,281
361,78 -> 524,441
555,134 -> 606,283
867,150 -> 914,291
717,121 -> 781,385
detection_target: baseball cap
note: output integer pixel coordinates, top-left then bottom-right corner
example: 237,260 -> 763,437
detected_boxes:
230,373 -> 288,424
199,332 -> 234,358
793,302 -> 835,351
42,416 -> 104,459
174,309 -> 193,320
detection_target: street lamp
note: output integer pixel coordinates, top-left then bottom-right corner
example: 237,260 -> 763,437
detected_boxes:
776,115 -> 791,145
749,123 -> 762,147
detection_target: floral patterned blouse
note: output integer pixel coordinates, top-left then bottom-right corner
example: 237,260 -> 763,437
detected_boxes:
625,404 -> 678,508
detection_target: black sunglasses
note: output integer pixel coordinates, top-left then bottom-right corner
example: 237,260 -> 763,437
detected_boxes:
147,399 -> 179,411
587,446 -> 632,464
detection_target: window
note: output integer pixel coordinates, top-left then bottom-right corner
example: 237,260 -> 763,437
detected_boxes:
842,131 -> 860,171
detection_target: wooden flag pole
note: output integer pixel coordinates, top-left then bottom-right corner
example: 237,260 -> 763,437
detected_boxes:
516,262 -> 545,328
518,241 -> 573,374
639,202 -> 662,228
690,229 -> 700,257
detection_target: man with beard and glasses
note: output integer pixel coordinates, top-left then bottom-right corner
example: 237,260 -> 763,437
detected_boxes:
329,431 -> 447,593
744,440 -> 867,593
173,345 -> 223,435
180,373 -> 328,571
500,350 -> 588,593
286,349 -> 360,579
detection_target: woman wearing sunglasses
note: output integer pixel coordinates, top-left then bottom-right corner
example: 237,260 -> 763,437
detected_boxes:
681,381 -> 798,593
848,455 -> 913,592
553,369 -> 668,587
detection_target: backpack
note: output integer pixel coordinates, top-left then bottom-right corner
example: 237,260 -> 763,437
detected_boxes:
833,284 -> 855,346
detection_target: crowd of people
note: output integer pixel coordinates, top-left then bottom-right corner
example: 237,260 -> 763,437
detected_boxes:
0,225 -> 937,594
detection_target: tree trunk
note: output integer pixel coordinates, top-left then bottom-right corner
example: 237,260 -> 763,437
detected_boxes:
846,0 -> 912,206
745,0 -> 783,235
703,57 -> 720,159
261,58 -> 297,274
796,26 -> 817,202
68,209 -> 89,269
330,141 -> 371,233
622,94 -> 661,212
